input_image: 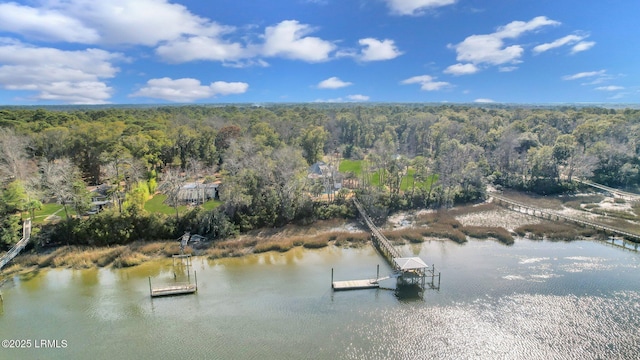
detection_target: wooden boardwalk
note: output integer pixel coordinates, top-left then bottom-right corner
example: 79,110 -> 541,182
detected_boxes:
575,179 -> 640,202
348,198 -> 441,293
352,198 -> 401,267
0,219 -> 32,271
490,193 -> 640,245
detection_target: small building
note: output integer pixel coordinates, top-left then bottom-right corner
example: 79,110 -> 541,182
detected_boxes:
393,257 -> 440,295
308,161 -> 342,190
178,182 -> 219,204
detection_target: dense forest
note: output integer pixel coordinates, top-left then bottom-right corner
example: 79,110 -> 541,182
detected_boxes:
1,104 -> 639,250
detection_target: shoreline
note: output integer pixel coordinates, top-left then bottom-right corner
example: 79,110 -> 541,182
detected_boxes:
2,193 -> 635,280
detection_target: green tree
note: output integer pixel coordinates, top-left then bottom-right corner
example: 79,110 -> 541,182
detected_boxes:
299,126 -> 328,165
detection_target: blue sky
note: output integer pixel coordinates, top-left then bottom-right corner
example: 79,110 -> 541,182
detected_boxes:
0,0 -> 638,105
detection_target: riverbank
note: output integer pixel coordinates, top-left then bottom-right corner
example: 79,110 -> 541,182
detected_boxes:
2,190 -> 633,279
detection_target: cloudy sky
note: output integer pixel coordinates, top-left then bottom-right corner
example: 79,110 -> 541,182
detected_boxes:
0,0 -> 638,104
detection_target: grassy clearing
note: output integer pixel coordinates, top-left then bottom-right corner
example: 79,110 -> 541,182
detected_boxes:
144,194 -> 221,214
203,199 -> 223,210
339,159 -> 363,174
339,159 -> 438,191
143,194 -> 187,215
27,203 -> 77,224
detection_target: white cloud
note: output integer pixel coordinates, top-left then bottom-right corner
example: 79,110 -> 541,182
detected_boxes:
314,95 -> 370,102
384,0 -> 457,16
131,77 -> 248,102
562,70 -> 606,81
358,38 -> 403,61
474,98 -> 495,103
0,2 -> 99,43
448,16 -> 559,73
61,0 -> 226,46
595,85 -> 624,91
0,41 -> 122,104
533,34 -> 585,53
313,97 -> 343,103
401,75 -> 450,91
347,94 -> 370,101
262,20 -> 335,62
155,36 -> 252,64
494,16 -> 559,38
0,0 -> 226,46
444,63 -> 479,75
499,66 -> 518,72
318,77 -> 352,89
571,41 -> 595,54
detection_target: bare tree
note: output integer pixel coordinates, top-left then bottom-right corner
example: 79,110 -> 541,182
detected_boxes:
41,158 -> 91,220
0,128 -> 29,182
158,167 -> 186,221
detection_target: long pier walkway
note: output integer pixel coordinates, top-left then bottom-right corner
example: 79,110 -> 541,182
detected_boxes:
352,198 -> 402,267
0,219 -> 32,271
349,198 -> 441,293
574,179 -> 640,202
490,193 -> 640,248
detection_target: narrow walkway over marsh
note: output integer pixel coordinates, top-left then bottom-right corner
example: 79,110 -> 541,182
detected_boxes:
0,219 -> 32,271
490,193 -> 640,249
344,198 -> 440,293
575,179 -> 640,202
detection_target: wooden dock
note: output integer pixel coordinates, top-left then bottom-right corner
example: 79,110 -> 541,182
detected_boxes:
148,269 -> 198,298
332,279 -> 380,291
150,283 -> 197,297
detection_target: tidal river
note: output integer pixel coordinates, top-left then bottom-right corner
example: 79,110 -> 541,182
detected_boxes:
1,238 -> 639,359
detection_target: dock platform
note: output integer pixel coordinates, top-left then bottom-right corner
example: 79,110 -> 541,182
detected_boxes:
332,279 -> 379,291
150,283 -> 197,297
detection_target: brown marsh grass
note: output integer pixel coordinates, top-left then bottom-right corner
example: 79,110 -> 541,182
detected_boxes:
514,222 -> 597,241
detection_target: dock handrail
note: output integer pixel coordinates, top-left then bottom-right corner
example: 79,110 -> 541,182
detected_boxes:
0,219 -> 32,270
574,179 -> 640,202
489,193 -> 640,242
352,198 -> 402,264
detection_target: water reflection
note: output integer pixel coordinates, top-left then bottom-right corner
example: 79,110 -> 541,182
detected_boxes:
0,238 -> 639,359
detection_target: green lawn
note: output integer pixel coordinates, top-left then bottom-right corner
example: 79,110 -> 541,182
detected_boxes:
340,159 -> 439,192
339,159 -> 363,175
203,199 -> 223,210
144,194 -> 222,214
144,194 -> 186,215
28,203 -> 75,224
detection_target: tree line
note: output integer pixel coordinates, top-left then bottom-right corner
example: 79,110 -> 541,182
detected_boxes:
0,104 -> 638,249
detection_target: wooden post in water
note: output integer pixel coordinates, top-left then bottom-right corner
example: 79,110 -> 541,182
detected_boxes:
376,264 -> 379,280
331,268 -> 334,286
148,277 -> 152,297
194,270 -> 198,291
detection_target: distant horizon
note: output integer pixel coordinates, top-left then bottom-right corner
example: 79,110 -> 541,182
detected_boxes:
2,101 -> 639,110
1,1 -> 639,105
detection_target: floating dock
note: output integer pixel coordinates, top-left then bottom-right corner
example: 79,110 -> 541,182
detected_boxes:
148,262 -> 198,298
150,283 -> 197,297
332,279 -> 379,291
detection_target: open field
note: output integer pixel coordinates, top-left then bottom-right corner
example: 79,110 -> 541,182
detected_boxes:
339,159 -> 438,191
